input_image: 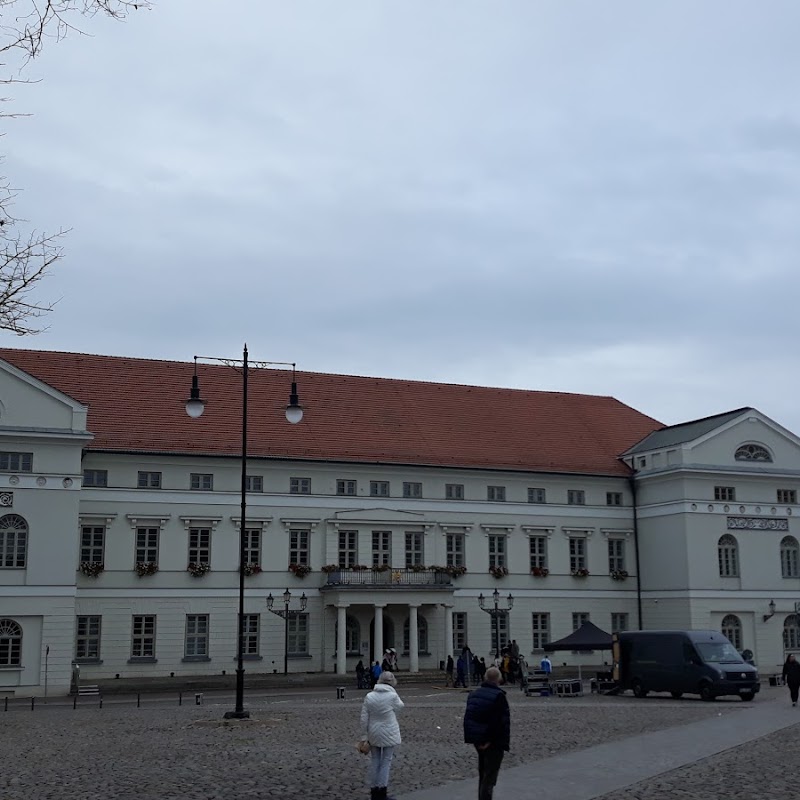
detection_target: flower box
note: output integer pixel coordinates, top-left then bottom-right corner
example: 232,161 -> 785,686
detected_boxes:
243,563 -> 262,577
371,564 -> 391,573
571,568 -> 590,578
610,569 -> 629,581
135,561 -> 159,577
288,563 -> 312,578
187,562 -> 211,577
79,561 -> 104,578
531,566 -> 550,578
321,564 -> 340,574
489,566 -> 509,579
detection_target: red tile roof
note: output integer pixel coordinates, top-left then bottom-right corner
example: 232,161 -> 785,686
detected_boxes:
0,348 -> 661,476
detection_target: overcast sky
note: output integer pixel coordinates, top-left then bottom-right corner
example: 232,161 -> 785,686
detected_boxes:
4,1 -> 800,434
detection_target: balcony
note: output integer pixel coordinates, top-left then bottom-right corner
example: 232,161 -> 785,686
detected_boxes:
322,566 -> 454,588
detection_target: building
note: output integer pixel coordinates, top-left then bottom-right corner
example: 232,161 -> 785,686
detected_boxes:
0,348 -> 797,697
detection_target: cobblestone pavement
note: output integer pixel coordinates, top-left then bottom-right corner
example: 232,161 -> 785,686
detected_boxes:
0,685 -> 785,800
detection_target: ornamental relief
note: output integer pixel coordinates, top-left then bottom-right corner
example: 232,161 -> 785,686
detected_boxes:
727,516 -> 789,531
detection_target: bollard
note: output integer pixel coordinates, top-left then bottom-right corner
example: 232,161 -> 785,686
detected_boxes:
336,686 -> 346,700
31,697 -> 35,711
195,693 -> 203,705
73,696 -> 77,710
99,697 -> 103,709
137,693 -> 141,708
179,692 -> 182,706
4,697 -> 7,712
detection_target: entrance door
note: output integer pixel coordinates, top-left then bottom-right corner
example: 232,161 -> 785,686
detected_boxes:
369,616 -> 395,661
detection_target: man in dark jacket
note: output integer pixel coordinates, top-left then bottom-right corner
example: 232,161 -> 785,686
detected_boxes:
463,666 -> 510,800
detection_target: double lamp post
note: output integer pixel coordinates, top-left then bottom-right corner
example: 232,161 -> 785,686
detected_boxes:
478,588 -> 514,659
186,344 -> 303,720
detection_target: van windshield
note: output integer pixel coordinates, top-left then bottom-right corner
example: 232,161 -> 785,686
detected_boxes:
695,641 -> 743,664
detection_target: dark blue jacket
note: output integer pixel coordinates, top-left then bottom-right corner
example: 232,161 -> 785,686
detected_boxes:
463,682 -> 510,751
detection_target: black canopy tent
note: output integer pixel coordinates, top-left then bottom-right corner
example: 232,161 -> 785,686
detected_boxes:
543,622 -> 614,682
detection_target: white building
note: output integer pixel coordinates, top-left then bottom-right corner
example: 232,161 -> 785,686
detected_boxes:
0,348 -> 798,696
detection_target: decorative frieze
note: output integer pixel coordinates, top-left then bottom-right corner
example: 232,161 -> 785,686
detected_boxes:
727,516 -> 789,531
0,491 -> 12,507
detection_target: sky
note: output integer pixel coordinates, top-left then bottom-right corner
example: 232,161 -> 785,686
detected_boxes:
4,1 -> 800,433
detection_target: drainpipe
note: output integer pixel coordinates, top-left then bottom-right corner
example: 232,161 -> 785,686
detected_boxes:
629,475 -> 643,630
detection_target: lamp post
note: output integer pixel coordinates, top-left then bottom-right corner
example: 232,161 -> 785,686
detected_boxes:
478,588 -> 514,658
267,588 -> 308,674
186,344 -> 303,720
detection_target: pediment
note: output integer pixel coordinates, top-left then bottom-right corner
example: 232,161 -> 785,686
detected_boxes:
330,507 -> 432,526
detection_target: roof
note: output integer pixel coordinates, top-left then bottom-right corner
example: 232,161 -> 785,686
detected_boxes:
543,621 -> 613,652
623,408 -> 753,455
0,348 -> 662,476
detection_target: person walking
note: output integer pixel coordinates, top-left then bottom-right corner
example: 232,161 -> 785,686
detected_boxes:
783,653 -> 800,706
463,666 -> 510,800
356,660 -> 366,690
359,671 -> 404,800
445,655 -> 455,687
371,660 -> 383,688
456,653 -> 467,688
540,654 -> 552,675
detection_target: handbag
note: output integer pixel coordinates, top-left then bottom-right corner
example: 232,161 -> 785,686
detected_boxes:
356,739 -> 371,755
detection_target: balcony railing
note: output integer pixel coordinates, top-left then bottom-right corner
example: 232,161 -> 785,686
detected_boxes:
323,567 -> 453,587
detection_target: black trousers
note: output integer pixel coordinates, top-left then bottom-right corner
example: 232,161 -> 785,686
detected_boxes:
475,745 -> 504,800
789,683 -> 799,703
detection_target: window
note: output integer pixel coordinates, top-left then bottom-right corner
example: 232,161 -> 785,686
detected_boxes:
0,452 -> 32,472
569,537 -> 587,572
131,615 -> 156,658
735,444 -> 772,462
718,534 -> 739,577
446,532 -> 465,567
189,527 -> 211,565
611,613 -> 629,633
608,539 -> 626,573
453,612 -> 468,652
637,457 -> 647,469
721,614 -> 742,651
782,536 -> 800,579
190,473 -> 213,491
606,492 -> 623,506
372,531 -> 391,566
137,471 -> 161,489
337,479 -> 357,496
783,614 -> 800,650
528,488 -> 546,504
488,534 -> 506,569
489,611 -> 509,654
0,514 -> 27,568
75,615 -> 101,660
531,613 -> 550,651
246,475 -> 263,493
290,477 -> 311,494
0,619 -> 22,666
185,614 -> 209,658
403,482 -> 422,499
405,532 -> 424,566
403,614 -> 428,653
287,613 -> 309,655
242,614 -> 259,656
370,481 -> 390,497
529,536 -> 548,571
567,490 -> 585,506
487,486 -> 506,502
83,469 -> 107,487
289,530 -> 310,566
338,530 -> 357,568
714,486 -> 735,502
135,526 -> 159,565
80,525 -> 105,564
446,483 -> 465,500
346,616 -> 360,654
778,489 -> 797,505
244,528 -> 261,567
572,612 -> 590,632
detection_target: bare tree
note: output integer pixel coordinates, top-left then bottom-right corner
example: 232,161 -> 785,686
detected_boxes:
0,0 -> 151,334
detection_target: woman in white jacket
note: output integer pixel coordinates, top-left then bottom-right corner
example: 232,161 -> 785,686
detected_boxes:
359,670 -> 404,800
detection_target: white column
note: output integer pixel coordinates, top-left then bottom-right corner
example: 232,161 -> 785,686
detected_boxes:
336,605 -> 348,676
444,604 -> 454,660
409,604 -> 420,673
374,604 -> 385,664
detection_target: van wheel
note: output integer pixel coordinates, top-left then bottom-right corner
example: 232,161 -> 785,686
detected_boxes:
740,692 -> 755,701
699,683 -> 716,701
670,691 -> 683,699
632,680 -> 648,698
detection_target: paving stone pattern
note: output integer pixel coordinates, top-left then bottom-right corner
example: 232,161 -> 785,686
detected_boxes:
0,688 -> 781,800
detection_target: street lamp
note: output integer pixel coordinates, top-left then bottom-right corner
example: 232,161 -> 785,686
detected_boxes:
186,344 -> 303,720
267,588 -> 308,674
478,588 -> 514,659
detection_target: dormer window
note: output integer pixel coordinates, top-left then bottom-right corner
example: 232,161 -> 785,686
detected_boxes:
735,444 -> 772,462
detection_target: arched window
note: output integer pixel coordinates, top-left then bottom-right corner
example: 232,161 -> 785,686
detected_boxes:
781,536 -> 800,578
735,443 -> 772,462
0,618 -> 22,666
346,616 -> 360,654
0,514 -> 27,568
721,614 -> 742,651
403,614 -> 428,654
718,535 -> 739,577
783,614 -> 800,650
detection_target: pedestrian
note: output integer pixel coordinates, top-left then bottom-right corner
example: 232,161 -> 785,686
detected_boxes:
510,639 -> 520,660
356,660 -> 366,689
381,650 -> 392,672
478,657 -> 487,680
463,665 -> 511,800
371,660 -> 383,688
359,671 -> 404,800
472,654 -> 481,685
783,653 -> 800,706
445,655 -> 455,687
462,645 -> 473,686
456,653 -> 467,688
540,654 -> 552,675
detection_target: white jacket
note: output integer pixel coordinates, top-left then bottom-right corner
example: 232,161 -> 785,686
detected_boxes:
360,684 -> 404,747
